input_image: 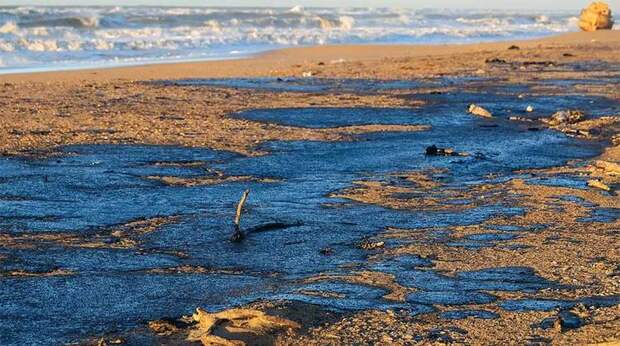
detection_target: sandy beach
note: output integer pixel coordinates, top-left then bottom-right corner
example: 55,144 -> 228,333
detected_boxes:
2,30 -> 620,83
1,31 -> 619,157
1,30 -> 619,345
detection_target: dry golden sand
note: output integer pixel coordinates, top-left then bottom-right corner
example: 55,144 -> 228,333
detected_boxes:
0,81 -> 425,157
2,31 -> 620,345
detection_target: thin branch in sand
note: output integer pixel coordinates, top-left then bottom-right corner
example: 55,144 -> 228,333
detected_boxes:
231,189 -> 250,242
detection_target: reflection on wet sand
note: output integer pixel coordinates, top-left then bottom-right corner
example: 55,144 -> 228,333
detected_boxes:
1,71 -> 619,345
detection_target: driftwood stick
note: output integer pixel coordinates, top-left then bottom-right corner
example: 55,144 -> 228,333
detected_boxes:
234,189 -> 250,228
231,189 -> 250,242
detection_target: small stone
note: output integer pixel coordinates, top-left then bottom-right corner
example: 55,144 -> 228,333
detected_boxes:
382,335 -> 393,342
358,237 -> 385,250
544,110 -> 585,126
425,145 -> 467,157
330,58 -> 346,64
558,311 -> 584,331
485,58 -> 508,64
509,116 -> 533,122
526,105 -> 534,112
320,247 -> 334,255
148,320 -> 179,336
508,45 -> 520,50
426,145 -> 439,156
302,71 -> 313,78
536,316 -> 559,330
468,104 -> 493,118
587,179 -> 611,191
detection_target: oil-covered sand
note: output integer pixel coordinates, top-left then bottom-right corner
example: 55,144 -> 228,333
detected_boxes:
0,33 -> 619,345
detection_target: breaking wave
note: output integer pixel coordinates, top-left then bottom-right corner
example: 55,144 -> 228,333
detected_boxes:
0,6 -> 579,72
18,16 -> 100,28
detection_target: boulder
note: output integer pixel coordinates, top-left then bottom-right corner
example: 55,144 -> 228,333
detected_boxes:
579,2 -> 614,31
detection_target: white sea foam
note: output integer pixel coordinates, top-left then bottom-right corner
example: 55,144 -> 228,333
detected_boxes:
0,21 -> 18,34
0,6 -> 579,73
289,5 -> 304,13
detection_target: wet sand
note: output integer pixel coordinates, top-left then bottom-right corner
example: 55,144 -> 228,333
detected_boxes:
1,31 -> 620,345
1,31 -> 619,157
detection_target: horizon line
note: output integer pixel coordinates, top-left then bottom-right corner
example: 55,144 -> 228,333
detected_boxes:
0,4 -> 583,10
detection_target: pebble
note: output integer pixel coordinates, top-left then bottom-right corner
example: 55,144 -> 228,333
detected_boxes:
558,311 -> 584,331
468,104 -> 493,118
382,335 -> 393,342
587,179 -> 611,191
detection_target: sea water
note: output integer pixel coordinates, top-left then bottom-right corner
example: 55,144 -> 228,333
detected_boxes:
0,6 -> 585,73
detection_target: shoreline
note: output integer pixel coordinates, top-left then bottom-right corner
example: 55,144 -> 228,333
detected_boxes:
0,31 -> 590,77
1,31 -> 618,84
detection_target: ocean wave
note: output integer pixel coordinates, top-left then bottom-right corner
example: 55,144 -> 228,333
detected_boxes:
0,21 -> 19,34
456,17 -> 512,26
18,16 -> 99,29
289,5 -> 304,14
0,6 -> 579,72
